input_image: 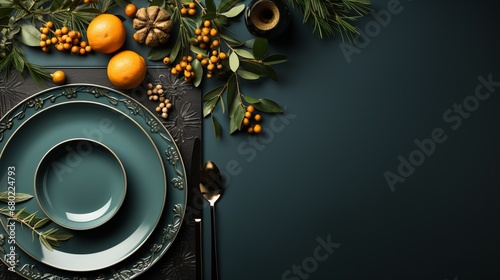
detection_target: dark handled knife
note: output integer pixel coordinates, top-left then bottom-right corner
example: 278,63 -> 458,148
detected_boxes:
190,137 -> 203,280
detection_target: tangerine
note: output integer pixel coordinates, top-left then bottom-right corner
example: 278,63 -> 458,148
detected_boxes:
87,14 -> 126,54
107,50 -> 147,90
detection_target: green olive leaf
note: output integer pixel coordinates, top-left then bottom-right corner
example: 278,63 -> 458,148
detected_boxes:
192,59 -> 203,87
203,85 -> 225,101
263,54 -> 288,65
229,52 -> 240,72
226,74 -> 238,115
205,0 -> 217,13
0,7 -> 14,18
17,24 -> 40,47
240,61 -> 278,81
243,96 -> 284,113
252,37 -> 268,60
230,104 -> 245,134
148,46 -> 170,61
237,69 -> 260,80
234,49 -> 255,59
218,0 -> 241,13
169,37 -> 182,63
220,4 -> 245,18
211,115 -> 222,141
203,97 -> 219,117
219,33 -> 245,47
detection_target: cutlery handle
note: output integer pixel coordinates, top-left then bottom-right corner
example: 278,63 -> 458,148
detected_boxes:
195,218 -> 203,280
210,204 -> 219,280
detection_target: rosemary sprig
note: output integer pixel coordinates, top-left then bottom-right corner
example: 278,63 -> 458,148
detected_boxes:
0,207 -> 73,252
287,0 -> 372,40
0,191 -> 73,252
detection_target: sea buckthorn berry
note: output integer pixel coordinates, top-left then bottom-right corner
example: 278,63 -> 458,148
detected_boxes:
40,34 -> 48,41
210,56 -> 219,64
202,35 -> 210,43
201,58 -> 208,66
55,29 -> 62,36
46,21 -> 54,29
254,114 -> 262,122
244,111 -> 252,119
243,118 -> 250,126
202,27 -> 210,36
189,2 -> 196,8
61,26 -> 69,34
204,20 -> 211,27
51,37 -> 58,44
181,7 -> 187,15
171,68 -> 178,75
219,52 -> 227,59
195,28 -> 202,35
196,53 -> 204,60
253,124 -> 262,134
188,8 -> 196,16
212,39 -> 220,47
85,46 -> 92,52
210,28 -> 218,36
79,48 -> 86,55
246,105 -> 255,113
163,57 -> 171,64
207,64 -> 215,71
247,126 -> 254,133
39,41 -> 46,48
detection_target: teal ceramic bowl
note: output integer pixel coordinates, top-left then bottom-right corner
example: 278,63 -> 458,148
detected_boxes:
35,138 -> 127,230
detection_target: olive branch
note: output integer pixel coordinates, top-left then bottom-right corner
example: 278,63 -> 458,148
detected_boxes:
0,191 -> 73,252
148,0 -> 288,139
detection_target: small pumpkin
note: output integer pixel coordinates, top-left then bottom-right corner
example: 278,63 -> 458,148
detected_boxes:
133,6 -> 173,47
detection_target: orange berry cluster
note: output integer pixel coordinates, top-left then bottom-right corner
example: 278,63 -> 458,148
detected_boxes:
147,83 -> 173,119
192,21 -> 227,78
165,55 -> 196,83
180,2 -> 197,16
39,22 -> 92,55
242,105 -> 263,134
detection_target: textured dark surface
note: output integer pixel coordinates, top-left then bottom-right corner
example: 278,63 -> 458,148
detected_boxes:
0,68 -> 202,280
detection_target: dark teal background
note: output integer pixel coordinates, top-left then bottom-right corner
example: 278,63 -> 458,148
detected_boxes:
23,0 -> 500,279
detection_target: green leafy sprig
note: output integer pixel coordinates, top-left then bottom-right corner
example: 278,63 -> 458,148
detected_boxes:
287,0 -> 372,40
0,191 -> 73,252
0,0 -> 124,86
148,0 -> 288,139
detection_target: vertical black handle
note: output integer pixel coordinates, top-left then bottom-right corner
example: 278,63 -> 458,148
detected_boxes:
210,204 -> 219,280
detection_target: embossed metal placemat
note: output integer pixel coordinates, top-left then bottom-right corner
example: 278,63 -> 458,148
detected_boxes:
0,68 -> 202,280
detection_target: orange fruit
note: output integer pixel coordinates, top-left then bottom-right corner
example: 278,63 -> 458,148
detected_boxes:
87,14 -> 126,54
51,70 -> 66,85
125,3 -> 138,17
107,50 -> 147,90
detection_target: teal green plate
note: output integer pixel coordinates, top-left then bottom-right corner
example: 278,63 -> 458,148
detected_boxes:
0,84 -> 187,278
35,138 -> 127,231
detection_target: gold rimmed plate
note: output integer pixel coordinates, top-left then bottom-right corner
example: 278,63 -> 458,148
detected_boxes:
0,84 -> 187,278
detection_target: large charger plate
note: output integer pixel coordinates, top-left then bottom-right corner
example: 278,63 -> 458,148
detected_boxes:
0,84 -> 187,279
1,101 -> 166,271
